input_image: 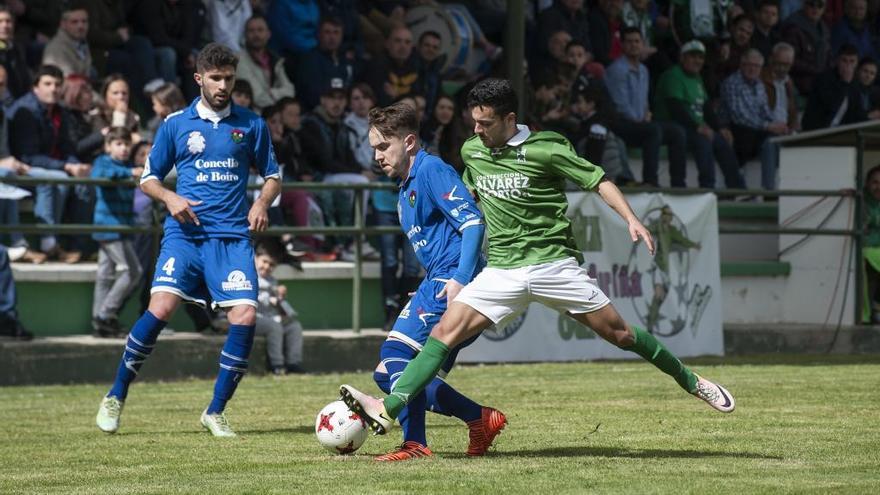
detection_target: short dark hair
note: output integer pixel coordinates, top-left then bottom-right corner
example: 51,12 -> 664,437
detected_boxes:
33,65 -> 63,86
369,102 -> 419,139
350,82 -> 376,103
196,42 -> 239,73
105,126 -> 132,145
838,43 -> 860,59
620,26 -> 643,39
232,79 -> 253,98
261,103 -> 281,120
319,16 -> 344,29
419,30 -> 441,44
565,39 -> 588,52
245,14 -> 269,29
859,57 -> 878,69
255,242 -> 282,261
758,0 -> 780,10
276,96 -> 300,111
466,78 -> 518,117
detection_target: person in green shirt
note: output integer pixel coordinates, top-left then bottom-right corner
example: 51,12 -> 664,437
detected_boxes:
341,78 -> 735,439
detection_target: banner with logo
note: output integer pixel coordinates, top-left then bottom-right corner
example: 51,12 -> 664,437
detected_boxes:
458,193 -> 723,362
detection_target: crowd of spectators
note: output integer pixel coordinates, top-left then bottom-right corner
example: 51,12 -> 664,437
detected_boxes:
3,0 -> 880,336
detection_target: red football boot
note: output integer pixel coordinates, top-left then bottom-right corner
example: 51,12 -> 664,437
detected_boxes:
466,407 -> 507,456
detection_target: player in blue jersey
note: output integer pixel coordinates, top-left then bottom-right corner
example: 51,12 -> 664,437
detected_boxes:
95,43 -> 281,437
349,102 -> 506,461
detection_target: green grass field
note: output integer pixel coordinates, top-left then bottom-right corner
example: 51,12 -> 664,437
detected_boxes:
2,355 -> 879,494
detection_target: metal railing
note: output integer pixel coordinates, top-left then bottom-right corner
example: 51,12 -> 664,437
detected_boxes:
0,176 -> 866,328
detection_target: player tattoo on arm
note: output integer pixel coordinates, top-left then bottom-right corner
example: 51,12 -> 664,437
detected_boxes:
248,177 -> 280,232
140,179 -> 203,226
594,178 -> 656,255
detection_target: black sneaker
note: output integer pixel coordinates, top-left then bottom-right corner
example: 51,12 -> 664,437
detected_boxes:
285,364 -> 306,374
92,316 -> 124,338
0,316 -> 34,341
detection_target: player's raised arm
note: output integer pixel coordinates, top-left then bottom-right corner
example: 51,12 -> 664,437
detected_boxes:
594,178 -> 655,255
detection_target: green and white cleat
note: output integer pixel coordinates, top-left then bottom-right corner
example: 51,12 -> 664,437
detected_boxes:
96,396 -> 124,433
200,410 -> 237,437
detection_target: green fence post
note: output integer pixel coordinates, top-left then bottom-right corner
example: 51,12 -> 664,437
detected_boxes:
352,188 -> 363,334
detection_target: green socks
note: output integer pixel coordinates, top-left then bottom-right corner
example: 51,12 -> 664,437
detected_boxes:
383,337 -> 451,418
625,326 -> 697,393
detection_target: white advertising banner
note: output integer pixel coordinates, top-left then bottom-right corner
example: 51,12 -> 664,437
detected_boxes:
458,193 -> 724,362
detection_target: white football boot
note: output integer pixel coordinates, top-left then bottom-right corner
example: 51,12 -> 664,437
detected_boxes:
339,384 -> 394,435
200,410 -> 237,437
692,374 -> 736,413
96,396 -> 124,433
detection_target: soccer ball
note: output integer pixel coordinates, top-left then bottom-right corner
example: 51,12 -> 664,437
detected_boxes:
315,400 -> 369,454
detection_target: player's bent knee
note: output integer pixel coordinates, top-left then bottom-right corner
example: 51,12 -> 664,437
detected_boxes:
147,292 -> 180,321
227,305 -> 256,326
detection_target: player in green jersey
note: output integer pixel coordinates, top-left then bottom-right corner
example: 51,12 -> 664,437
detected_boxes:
341,78 -> 735,437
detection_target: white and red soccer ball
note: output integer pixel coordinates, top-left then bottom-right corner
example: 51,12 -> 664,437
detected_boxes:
315,400 -> 369,454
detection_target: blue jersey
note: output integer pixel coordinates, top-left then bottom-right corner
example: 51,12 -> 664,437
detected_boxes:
398,150 -> 483,280
141,98 -> 280,240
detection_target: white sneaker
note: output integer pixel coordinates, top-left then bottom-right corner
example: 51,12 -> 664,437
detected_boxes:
339,384 -> 394,435
96,396 -> 124,433
200,410 -> 237,437
692,374 -> 736,413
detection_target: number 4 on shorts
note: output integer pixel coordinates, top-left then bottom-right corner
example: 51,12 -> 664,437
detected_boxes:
162,257 -> 176,276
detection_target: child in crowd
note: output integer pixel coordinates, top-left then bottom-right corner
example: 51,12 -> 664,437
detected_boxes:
91,127 -> 144,337
255,243 -> 305,374
231,79 -> 254,109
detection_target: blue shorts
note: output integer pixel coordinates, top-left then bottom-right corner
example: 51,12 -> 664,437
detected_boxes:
151,237 -> 258,309
388,277 -> 447,350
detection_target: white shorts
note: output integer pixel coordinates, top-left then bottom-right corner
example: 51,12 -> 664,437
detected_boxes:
455,257 -> 611,324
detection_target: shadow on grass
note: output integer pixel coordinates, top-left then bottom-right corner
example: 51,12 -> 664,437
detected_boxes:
498,446 -> 783,460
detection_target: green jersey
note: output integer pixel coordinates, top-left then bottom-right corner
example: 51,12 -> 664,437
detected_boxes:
654,64 -> 706,126
460,125 -> 605,269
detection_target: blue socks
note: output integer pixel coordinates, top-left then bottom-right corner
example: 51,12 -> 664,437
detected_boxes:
206,324 -> 255,414
108,311 -> 165,400
425,378 -> 482,423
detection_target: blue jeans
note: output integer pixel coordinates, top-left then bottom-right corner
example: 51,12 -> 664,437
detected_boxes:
376,210 -> 420,303
154,47 -> 178,83
0,245 -> 16,320
0,168 -> 25,247
686,129 -> 745,189
27,167 -> 70,249
760,140 -> 780,190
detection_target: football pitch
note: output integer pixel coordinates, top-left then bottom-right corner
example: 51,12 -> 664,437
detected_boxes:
2,355 -> 879,494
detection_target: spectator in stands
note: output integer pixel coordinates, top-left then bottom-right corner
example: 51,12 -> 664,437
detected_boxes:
862,164 -> 880,322
856,58 -> 880,119
654,40 -> 744,188
91,74 -> 142,142
254,243 -> 304,374
721,49 -> 789,190
294,16 -> 355,111
589,0 -> 625,66
274,97 -> 329,259
231,79 -> 254,109
128,139 -> 156,315
0,66 -> 10,110
82,0 -> 165,109
802,44 -> 866,130
438,86 -> 475,173
0,5 -> 31,100
416,30 -> 444,121
267,0 -> 319,57
422,94 -> 455,155
365,25 -> 421,107
621,0 -> 672,76
831,0 -> 877,60
319,0 -> 364,59
146,82 -> 186,137
16,0 -> 62,56
752,0 -> 781,58
61,75 -> 104,162
300,80 -> 365,259
130,0 -> 204,98
782,0 -> 831,94
565,83 -> 615,166
538,0 -> 591,49
0,245 -> 32,340
606,27 -> 688,187
345,83 -> 376,173
90,127 -> 144,337
42,5 -> 93,78
236,15 -> 296,111
763,42 -> 799,136
670,0 -> 735,47
204,0 -> 252,52
566,39 -> 606,80
718,14 -> 756,78
9,65 -> 91,263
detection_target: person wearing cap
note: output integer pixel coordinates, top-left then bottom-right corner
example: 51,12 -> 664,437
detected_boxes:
782,0 -> 832,94
654,40 -> 744,189
299,78 -> 367,259
235,14 -> 295,112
